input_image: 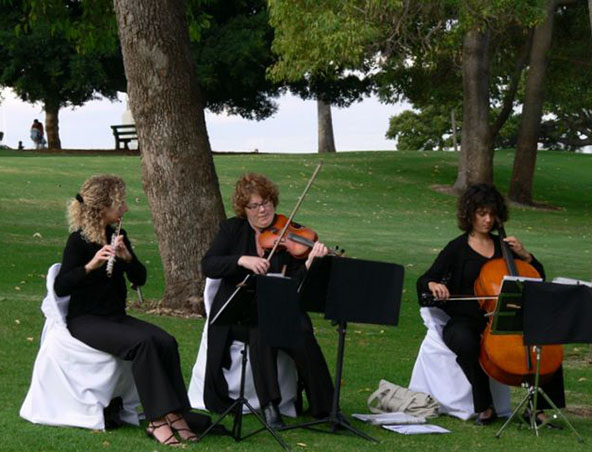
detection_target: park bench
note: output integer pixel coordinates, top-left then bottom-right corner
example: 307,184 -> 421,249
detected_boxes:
110,124 -> 138,150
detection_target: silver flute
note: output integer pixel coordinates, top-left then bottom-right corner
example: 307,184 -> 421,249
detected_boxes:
106,219 -> 122,278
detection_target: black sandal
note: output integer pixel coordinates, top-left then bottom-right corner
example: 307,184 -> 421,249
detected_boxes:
474,406 -> 497,426
166,414 -> 198,442
146,421 -> 181,447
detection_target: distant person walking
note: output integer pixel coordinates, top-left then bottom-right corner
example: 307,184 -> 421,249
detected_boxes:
30,119 -> 46,149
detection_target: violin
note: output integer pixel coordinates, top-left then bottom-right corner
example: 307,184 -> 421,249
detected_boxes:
259,214 -> 343,259
475,225 -> 563,386
259,214 -> 318,259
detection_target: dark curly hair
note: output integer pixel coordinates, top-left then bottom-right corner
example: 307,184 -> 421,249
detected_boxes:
457,183 -> 508,232
232,173 -> 279,218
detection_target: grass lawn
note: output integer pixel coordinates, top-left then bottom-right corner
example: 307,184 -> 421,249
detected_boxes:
0,148 -> 591,451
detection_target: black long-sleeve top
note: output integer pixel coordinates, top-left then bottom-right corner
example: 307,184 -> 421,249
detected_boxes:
201,215 -> 307,412
54,227 -> 146,320
202,216 -> 306,319
416,232 -> 545,322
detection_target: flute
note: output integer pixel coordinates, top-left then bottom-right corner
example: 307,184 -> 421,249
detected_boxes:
106,219 -> 122,278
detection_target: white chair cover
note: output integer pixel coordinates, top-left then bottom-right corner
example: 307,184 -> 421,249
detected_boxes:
187,278 -> 298,416
20,263 -> 140,430
409,307 -> 511,420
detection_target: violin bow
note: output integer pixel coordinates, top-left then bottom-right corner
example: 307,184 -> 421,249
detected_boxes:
265,161 -> 323,262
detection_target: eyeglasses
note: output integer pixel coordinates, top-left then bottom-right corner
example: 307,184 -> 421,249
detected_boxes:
245,199 -> 271,210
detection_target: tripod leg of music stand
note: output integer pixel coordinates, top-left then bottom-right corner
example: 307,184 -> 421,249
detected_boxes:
530,346 -> 583,442
238,400 -> 290,449
198,341 -> 290,450
232,401 -> 243,440
330,321 -> 346,430
334,415 -> 380,442
196,398 -> 241,442
334,322 -> 379,442
279,321 -> 378,443
535,387 -> 584,443
495,385 -> 533,439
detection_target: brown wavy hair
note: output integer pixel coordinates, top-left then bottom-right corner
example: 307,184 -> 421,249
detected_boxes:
67,174 -> 126,244
232,173 -> 279,218
457,183 -> 508,232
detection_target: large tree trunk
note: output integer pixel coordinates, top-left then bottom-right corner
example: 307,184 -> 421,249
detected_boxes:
509,0 -> 556,205
589,0 -> 592,39
317,99 -> 336,153
113,0 -> 225,310
453,28 -> 493,193
44,101 -> 61,149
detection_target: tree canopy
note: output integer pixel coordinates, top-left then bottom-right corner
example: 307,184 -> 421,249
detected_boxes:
268,0 -> 549,191
0,0 -> 125,147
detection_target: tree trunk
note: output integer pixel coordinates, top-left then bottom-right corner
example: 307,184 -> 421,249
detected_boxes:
113,0 -> 225,311
317,99 -> 336,153
509,0 -> 556,205
451,109 -> 458,152
453,28 -> 493,193
589,0 -> 592,39
44,102 -> 61,149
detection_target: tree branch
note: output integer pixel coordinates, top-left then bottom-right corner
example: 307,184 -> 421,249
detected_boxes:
490,29 -> 533,136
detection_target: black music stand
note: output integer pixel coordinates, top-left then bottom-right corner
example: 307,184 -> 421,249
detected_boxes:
283,256 -> 404,443
494,280 -> 588,442
197,275 -> 295,450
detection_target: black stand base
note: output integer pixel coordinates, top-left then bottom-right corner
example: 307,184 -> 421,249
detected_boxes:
197,343 -> 290,450
280,321 -> 379,443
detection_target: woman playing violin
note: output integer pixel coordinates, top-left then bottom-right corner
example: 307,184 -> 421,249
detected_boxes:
201,173 -> 334,428
417,183 -> 565,426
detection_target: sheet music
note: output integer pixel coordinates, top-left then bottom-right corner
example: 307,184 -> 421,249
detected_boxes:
501,275 -> 543,284
382,424 -> 450,435
352,412 -> 426,425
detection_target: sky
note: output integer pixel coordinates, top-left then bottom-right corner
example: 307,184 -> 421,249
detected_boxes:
0,88 -> 409,153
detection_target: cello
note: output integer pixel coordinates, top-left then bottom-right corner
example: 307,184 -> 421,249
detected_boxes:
475,224 -> 563,386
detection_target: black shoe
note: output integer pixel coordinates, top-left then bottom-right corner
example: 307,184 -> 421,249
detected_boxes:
262,403 -> 285,430
523,410 -> 563,430
474,407 -> 497,426
103,396 -> 124,430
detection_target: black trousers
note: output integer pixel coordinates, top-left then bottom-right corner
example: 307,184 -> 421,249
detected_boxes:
443,316 -> 565,413
246,313 -> 334,418
68,314 -> 191,421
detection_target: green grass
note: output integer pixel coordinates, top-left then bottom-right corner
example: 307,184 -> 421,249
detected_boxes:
1,149 -> 591,451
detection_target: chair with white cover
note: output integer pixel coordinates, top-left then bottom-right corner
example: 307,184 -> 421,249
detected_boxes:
20,263 -> 141,430
187,278 -> 298,416
409,307 -> 511,420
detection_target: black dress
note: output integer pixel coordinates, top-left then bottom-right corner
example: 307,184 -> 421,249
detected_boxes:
416,232 -> 564,412
54,227 -> 191,421
202,216 -> 334,416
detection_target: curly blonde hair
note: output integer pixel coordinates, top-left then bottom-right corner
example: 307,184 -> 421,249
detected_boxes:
232,173 -> 279,218
67,174 -> 126,244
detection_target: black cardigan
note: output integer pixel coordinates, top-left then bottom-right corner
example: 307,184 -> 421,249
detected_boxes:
416,232 -> 545,321
201,216 -> 306,412
54,227 -> 146,320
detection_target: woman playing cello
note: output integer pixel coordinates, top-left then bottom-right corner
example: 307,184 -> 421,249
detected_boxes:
201,173 -> 334,429
416,183 -> 565,425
